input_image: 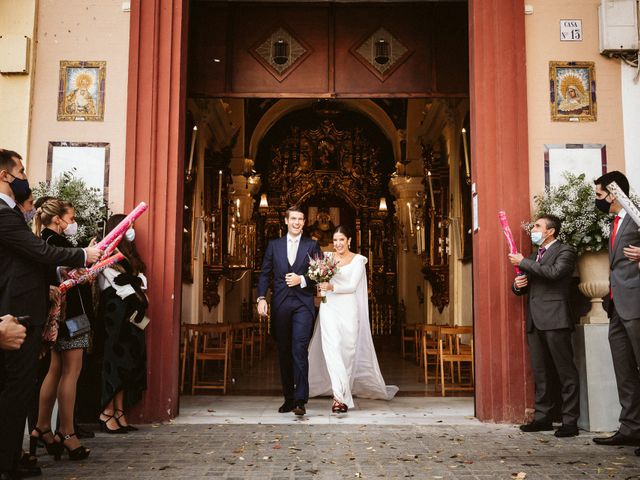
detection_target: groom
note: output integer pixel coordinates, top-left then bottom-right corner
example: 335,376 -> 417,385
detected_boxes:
257,206 -> 322,416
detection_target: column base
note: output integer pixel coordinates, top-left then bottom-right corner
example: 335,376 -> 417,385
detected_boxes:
575,324 -> 620,432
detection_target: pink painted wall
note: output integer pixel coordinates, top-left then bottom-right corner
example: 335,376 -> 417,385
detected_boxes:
28,0 -> 130,213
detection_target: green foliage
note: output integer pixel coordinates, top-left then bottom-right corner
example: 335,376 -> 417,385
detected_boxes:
32,169 -> 108,246
530,172 -> 610,256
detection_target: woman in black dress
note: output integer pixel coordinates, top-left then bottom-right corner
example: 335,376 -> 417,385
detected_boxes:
29,198 -> 91,460
97,214 -> 148,433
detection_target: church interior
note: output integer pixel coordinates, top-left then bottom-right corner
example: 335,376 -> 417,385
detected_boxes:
179,1 -> 475,399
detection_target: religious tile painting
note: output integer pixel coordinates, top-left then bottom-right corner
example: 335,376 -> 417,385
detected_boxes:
57,61 -> 106,121
549,61 -> 596,122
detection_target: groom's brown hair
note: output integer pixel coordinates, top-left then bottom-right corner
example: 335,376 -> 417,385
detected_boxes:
285,205 -> 305,219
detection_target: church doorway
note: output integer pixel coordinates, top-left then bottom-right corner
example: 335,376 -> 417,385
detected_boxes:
125,0 -> 532,423
180,95 -> 474,399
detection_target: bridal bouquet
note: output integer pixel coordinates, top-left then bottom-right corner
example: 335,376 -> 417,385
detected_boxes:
307,253 -> 340,303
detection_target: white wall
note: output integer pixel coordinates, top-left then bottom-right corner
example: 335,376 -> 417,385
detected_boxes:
0,0 -> 36,158
621,63 -> 640,193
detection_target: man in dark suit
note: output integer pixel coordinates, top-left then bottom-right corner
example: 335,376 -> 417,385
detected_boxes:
0,149 -> 101,479
591,171 -> 640,450
509,214 -> 580,437
256,206 -> 322,416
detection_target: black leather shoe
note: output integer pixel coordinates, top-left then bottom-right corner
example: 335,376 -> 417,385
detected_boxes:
0,471 -> 21,480
14,464 -> 41,478
593,431 -> 640,446
519,420 -> 553,432
278,400 -> 295,413
292,402 -> 306,416
554,424 -> 579,437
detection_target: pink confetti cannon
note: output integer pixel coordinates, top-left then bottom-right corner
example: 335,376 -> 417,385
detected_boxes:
95,201 -> 148,252
58,253 -> 125,294
498,211 -> 522,276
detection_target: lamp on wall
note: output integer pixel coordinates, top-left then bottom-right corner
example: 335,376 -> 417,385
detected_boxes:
378,196 -> 388,212
272,39 -> 289,65
374,38 -> 390,65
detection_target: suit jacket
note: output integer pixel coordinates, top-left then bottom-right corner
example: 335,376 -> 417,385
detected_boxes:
513,241 -> 577,332
0,198 -> 85,326
610,214 -> 640,320
256,235 -> 322,317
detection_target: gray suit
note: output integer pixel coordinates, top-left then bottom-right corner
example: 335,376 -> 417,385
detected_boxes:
513,241 -> 580,425
608,213 -> 640,438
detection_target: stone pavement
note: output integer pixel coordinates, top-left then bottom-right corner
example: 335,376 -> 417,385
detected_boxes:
29,397 -> 640,480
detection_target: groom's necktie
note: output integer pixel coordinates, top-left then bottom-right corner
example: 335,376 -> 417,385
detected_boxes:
536,247 -> 546,262
288,238 -> 298,266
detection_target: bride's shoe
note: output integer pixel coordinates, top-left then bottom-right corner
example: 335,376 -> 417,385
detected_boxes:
331,399 -> 348,413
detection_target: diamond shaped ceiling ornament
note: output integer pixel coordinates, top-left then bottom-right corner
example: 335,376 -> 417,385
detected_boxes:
351,27 -> 413,82
251,26 -> 312,82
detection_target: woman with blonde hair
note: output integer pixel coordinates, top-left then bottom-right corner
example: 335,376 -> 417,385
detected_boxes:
29,198 -> 91,461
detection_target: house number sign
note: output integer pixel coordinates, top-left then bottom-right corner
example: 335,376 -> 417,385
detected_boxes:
560,19 -> 583,42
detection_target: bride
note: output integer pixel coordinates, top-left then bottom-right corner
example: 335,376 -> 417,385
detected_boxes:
308,225 -> 398,413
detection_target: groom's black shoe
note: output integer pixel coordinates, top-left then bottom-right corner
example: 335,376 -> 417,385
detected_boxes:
292,401 -> 306,416
278,400 -> 295,413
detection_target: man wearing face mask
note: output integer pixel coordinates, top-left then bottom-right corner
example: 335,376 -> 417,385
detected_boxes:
591,171 -> 640,451
508,214 -> 580,438
0,149 -> 102,479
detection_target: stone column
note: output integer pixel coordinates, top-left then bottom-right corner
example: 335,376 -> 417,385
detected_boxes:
390,177 -> 425,325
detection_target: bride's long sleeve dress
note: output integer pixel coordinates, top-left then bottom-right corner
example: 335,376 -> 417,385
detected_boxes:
308,254 -> 398,408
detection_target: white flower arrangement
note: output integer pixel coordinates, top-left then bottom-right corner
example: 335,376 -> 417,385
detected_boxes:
33,169 -> 109,247
527,172 -> 610,256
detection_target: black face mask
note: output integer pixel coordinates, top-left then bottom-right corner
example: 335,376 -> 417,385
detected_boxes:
595,197 -> 612,214
6,173 -> 30,200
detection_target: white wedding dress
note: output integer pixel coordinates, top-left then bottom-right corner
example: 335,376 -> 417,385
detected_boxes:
308,254 -> 399,408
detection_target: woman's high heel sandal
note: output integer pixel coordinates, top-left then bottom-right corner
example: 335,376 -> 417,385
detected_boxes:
29,426 -> 63,460
331,399 -> 348,414
99,413 -> 128,434
115,409 -> 138,432
56,432 -> 90,461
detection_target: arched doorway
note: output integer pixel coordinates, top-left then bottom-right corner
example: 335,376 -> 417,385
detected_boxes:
125,0 -> 532,423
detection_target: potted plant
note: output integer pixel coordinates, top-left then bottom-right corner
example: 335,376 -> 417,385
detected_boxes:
32,169 -> 108,247
531,172 -> 610,324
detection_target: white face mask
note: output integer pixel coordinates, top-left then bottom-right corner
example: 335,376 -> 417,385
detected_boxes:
125,228 -> 136,242
63,221 -> 78,237
531,231 -> 546,246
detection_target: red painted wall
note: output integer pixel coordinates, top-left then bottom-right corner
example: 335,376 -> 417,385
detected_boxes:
469,0 -> 533,422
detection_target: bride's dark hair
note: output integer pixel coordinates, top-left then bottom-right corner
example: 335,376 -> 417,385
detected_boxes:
333,225 -> 352,240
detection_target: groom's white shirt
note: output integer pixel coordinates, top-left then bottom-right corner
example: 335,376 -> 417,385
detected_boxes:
287,233 -> 307,288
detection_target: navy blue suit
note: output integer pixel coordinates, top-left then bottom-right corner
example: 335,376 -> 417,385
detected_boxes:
257,235 -> 322,403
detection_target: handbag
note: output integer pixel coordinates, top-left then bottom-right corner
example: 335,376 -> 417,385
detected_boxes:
65,290 -> 91,338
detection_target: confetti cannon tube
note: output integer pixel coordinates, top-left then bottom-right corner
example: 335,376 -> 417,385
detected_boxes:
95,201 -> 148,251
498,211 -> 522,276
58,253 -> 125,294
607,181 -> 640,230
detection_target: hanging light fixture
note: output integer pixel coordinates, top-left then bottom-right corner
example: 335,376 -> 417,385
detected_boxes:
378,197 -> 388,211
259,193 -> 269,213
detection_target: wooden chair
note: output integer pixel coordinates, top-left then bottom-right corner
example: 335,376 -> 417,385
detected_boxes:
420,324 -> 441,384
191,324 -> 233,394
231,322 -> 253,371
179,323 -> 193,394
401,323 -> 418,360
437,326 -> 474,396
